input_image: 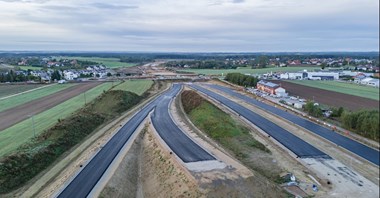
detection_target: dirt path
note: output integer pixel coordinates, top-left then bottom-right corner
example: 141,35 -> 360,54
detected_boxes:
0,82 -> 101,131
274,81 -> 379,111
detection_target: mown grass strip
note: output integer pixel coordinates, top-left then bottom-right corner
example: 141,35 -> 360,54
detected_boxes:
0,83 -> 113,157
112,80 -> 154,95
0,84 -> 75,112
287,80 -> 379,101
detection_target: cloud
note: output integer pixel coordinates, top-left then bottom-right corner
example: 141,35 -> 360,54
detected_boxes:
90,3 -> 138,10
0,0 -> 49,3
0,0 -> 378,51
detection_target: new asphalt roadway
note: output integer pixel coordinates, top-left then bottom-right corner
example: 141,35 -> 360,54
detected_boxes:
58,84 -> 214,198
207,84 -> 380,166
189,84 -> 330,159
151,84 -> 215,163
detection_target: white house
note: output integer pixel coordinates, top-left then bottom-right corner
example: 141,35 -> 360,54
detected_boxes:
63,71 -> 78,80
359,77 -> 379,87
275,87 -> 288,97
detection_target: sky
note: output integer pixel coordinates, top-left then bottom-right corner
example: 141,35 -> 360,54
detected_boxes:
0,0 -> 378,52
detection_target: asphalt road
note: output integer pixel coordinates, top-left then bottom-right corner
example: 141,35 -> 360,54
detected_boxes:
58,84 -> 214,198
190,84 -> 329,159
58,86 -> 171,198
151,84 -> 215,163
207,84 -> 380,166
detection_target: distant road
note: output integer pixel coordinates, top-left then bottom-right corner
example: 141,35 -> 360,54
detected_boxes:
0,82 -> 101,131
189,84 -> 329,159
207,84 -> 379,166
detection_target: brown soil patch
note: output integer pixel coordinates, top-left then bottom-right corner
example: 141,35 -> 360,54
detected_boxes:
0,82 -> 101,131
274,80 -> 379,111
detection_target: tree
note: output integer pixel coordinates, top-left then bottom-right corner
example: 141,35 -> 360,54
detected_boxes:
107,72 -> 112,77
320,63 -> 327,70
51,70 -> 61,81
253,56 -> 269,68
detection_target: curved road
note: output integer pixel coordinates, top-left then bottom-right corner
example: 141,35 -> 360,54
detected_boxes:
190,84 -> 329,159
151,84 -> 215,163
207,84 -> 379,166
58,84 -> 214,198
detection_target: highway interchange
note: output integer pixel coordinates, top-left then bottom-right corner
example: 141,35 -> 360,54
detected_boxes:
57,82 -> 379,197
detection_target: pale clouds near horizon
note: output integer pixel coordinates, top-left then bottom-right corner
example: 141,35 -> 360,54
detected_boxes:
0,0 -> 378,52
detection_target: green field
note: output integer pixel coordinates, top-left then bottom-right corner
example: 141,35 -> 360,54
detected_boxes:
16,66 -> 44,71
112,80 -> 153,95
0,84 -> 46,98
56,56 -> 138,68
181,66 -> 319,75
287,80 -> 379,101
0,84 -> 75,112
0,83 -> 113,157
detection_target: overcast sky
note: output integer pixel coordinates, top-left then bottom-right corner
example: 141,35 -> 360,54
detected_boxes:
0,0 -> 378,52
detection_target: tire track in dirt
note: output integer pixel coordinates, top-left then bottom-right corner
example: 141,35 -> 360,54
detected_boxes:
0,82 -> 102,131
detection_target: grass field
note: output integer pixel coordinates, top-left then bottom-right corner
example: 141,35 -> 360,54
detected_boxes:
0,83 -> 113,157
112,80 -> 153,95
0,84 -> 75,112
0,84 -> 46,98
56,56 -> 138,68
0,80 -> 152,157
181,66 -> 319,75
16,66 -> 44,71
286,80 -> 379,101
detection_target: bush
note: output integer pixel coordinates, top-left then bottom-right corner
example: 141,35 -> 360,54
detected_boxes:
225,73 -> 258,87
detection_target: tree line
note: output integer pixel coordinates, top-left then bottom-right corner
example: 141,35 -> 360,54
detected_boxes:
225,73 -> 259,87
341,110 -> 379,141
0,70 -> 39,82
303,101 -> 379,141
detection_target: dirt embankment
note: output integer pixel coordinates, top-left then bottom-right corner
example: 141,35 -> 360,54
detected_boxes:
100,126 -> 202,197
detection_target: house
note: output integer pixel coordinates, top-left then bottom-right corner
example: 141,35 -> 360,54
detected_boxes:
257,80 -> 287,96
359,77 -> 379,87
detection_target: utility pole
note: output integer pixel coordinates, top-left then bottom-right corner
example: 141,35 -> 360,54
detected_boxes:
29,115 -> 36,137
84,92 -> 87,105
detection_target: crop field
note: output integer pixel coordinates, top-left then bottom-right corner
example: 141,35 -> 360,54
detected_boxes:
0,84 -> 47,98
276,80 -> 379,111
56,56 -> 138,68
112,80 -> 153,95
285,80 -> 379,101
0,82 -> 113,157
0,84 -> 74,112
181,66 -> 319,75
